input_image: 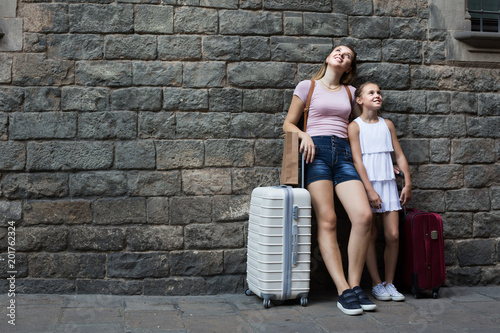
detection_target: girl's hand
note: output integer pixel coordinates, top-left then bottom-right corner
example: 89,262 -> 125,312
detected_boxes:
400,186 -> 412,206
299,135 -> 315,164
367,189 -> 382,210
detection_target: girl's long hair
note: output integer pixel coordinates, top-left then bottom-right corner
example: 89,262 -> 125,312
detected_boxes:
310,45 -> 357,84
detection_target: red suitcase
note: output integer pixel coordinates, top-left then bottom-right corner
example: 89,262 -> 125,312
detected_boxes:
399,208 -> 446,298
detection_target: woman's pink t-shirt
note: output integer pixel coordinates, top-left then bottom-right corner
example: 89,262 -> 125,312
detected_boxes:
294,80 -> 356,138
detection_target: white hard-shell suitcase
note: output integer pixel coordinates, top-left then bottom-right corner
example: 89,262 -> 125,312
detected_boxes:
245,185 -> 312,308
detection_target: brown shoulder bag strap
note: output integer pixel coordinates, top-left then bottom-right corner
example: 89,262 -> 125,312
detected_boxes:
302,80 -> 315,132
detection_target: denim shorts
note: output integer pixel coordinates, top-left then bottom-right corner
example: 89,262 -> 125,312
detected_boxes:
304,136 -> 362,187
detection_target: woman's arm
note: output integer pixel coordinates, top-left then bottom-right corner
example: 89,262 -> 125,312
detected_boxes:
283,95 -> 315,164
348,122 -> 382,209
386,119 -> 412,205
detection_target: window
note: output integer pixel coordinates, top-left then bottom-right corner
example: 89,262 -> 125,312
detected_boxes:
468,0 -> 500,32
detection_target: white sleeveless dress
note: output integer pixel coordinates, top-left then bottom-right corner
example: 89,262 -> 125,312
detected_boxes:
354,117 -> 402,213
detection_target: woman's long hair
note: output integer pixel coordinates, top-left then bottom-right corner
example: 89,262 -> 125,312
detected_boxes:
311,45 -> 357,85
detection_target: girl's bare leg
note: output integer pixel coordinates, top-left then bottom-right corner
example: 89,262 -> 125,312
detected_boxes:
382,211 -> 400,284
365,214 -> 383,286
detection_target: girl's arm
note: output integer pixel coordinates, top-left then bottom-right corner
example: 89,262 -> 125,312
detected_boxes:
348,122 -> 383,210
386,119 -> 412,205
283,95 -> 315,164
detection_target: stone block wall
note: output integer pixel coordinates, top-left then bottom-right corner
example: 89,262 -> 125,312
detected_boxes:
0,0 -> 499,295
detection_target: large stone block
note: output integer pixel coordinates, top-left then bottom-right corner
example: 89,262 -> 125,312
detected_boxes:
16,279 -> 75,294
409,190 -> 445,213
156,140 -> 204,170
115,141 -> 155,169
2,173 -> 68,199
27,141 -> 113,171
10,112 -> 76,140
170,196 -> 212,225
15,227 -> 68,252
452,139 -> 496,164
492,187 -> 500,210
0,87 -> 24,111
228,62 -> 296,88
170,250 -> 223,276
183,62 -> 226,88
464,165 -> 500,188
264,0 -> 331,11
219,10 -> 282,35
284,12 -> 303,35
442,212 -> 473,239
467,117 -> 500,138
213,195 -> 250,222
350,16 -> 390,38
416,164 -> 463,189
76,280 -> 142,296
176,112 -> 230,139
0,113 -> 6,140
47,34 -> 103,60
0,200 -> 22,223
206,275 -> 245,294
163,88 -> 209,111
107,252 -> 169,278
139,112 -> 176,139
230,113 -> 283,138
111,87 -> 162,111
24,87 -> 61,112
70,227 -> 125,251
132,61 -> 182,86
242,89 -> 283,112
426,91 -> 450,114
104,35 -> 156,60
424,41 -> 447,64
478,93 -> 500,116
255,139 -> 283,167
13,54 -> 74,86
241,36 -> 271,60
445,189 -> 490,212
69,4 -> 133,33
70,171 -> 127,197
355,63 -> 410,89
29,253 -> 106,278
21,3 -> 69,33
209,88 -> 242,112
457,239 -> 496,266
205,139 -> 254,167
78,111 -> 136,140
0,54 -> 12,83
182,169 -> 232,195
430,138 -> 451,163
271,36 -> 333,62
158,36 -> 202,60
184,223 -> 245,249
202,36 -> 240,61
473,212 -> 500,238
126,226 -> 183,251
127,171 -> 182,196
174,6 -> 218,34
397,139 -> 429,164
76,61 -> 132,87
61,87 -> 109,111
409,115 -> 466,138
144,277 -> 206,296
332,0 -> 372,15
390,18 -> 427,40
383,40 -> 421,63
146,197 -> 169,224
23,200 -> 92,225
94,198 -> 147,225
23,33 -> 47,53
135,4 -> 173,33
223,249 -> 247,274
303,13 -> 348,36
374,0 -> 417,16
450,92 -> 477,114
232,167 -> 280,195
0,141 -> 25,170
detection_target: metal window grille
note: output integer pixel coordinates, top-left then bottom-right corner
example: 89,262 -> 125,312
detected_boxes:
468,0 -> 500,32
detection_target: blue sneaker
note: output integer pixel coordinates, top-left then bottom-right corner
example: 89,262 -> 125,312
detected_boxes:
353,286 -> 377,311
337,289 -> 363,315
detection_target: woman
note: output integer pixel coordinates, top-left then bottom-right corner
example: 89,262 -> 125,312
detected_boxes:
282,45 -> 374,316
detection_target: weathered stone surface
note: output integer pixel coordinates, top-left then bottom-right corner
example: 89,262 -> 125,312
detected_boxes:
0,201 -> 22,223
383,40 -> 422,63
271,37 -> 333,62
0,141 -> 26,170
23,33 -> 47,53
47,34 -> 103,60
0,87 -> 23,111
451,92 -> 477,114
146,197 -> 169,224
424,41 -> 447,64
230,113 -> 284,138
426,91 -> 450,114
303,13 -> 348,36
27,141 -> 113,171
442,212 -> 473,239
445,189 -> 490,212
390,18 -> 427,40
16,279 -> 76,294
209,88 -> 242,112
457,239 -> 496,266
220,10 -> 282,35
203,36 -> 240,61
139,112 -> 176,139
467,117 -> 500,138
135,4 -> 173,33
176,112 -> 230,138
264,0 -> 331,11
333,0 -> 372,15
350,16 -> 390,38
464,165 -> 500,188
10,112 -> 75,140
94,198 -> 147,225
416,164 -> 463,189
61,87 -> 110,111
163,88 -> 209,111
70,171 -> 127,197
127,171 -> 182,196
337,37 -> 382,62
24,200 -> 92,225
355,63 -> 410,90
284,12 -> 303,35
243,89 -> 283,112
182,169 -> 232,195
76,61 -> 132,87
24,87 -> 61,112
29,253 -> 106,278
228,62 -> 296,88
170,196 -> 212,225
174,6 -> 218,34
16,226 -> 68,252
241,36 -> 271,60
69,4 -> 133,33
205,139 -> 254,167
184,223 -> 245,249
398,139 -> 429,164
2,173 -> 68,199
156,140 -> 204,170
170,250 -> 223,276
76,280 -> 142,295
255,139 -> 283,167
223,249 -> 247,274
232,167 -> 280,195
213,195 -> 250,222
0,113 -> 7,140
111,87 -> 162,111
78,112 -> 136,140
492,187 -> 500,210
115,141 -> 155,169
144,277 -> 206,296
0,54 -> 12,83
409,190 -> 445,213
409,115 -> 466,138
132,61 -> 182,86
374,0 -> 417,17
70,227 -> 125,251
478,93 -> 500,116
21,3 -> 69,33
183,62 -> 226,88
158,36 -> 202,60
473,212 -> 500,238
206,275 -> 245,294
430,138 -> 451,163
452,139 -> 496,164
108,252 -> 169,278
126,226 -> 183,251
13,54 -> 74,86
105,35 -> 156,60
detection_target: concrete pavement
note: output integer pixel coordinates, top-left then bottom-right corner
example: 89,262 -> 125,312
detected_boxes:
1,286 -> 499,332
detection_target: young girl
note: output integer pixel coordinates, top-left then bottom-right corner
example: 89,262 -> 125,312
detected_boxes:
348,82 -> 412,302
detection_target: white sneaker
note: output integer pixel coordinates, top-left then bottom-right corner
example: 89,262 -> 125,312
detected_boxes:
384,282 -> 405,301
372,283 -> 391,301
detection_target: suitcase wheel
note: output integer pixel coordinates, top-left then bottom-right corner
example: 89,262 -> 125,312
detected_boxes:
245,289 -> 254,296
263,299 -> 272,308
300,297 -> 308,307
432,291 -> 438,299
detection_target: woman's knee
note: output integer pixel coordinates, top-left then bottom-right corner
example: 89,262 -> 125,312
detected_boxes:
317,214 -> 338,233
